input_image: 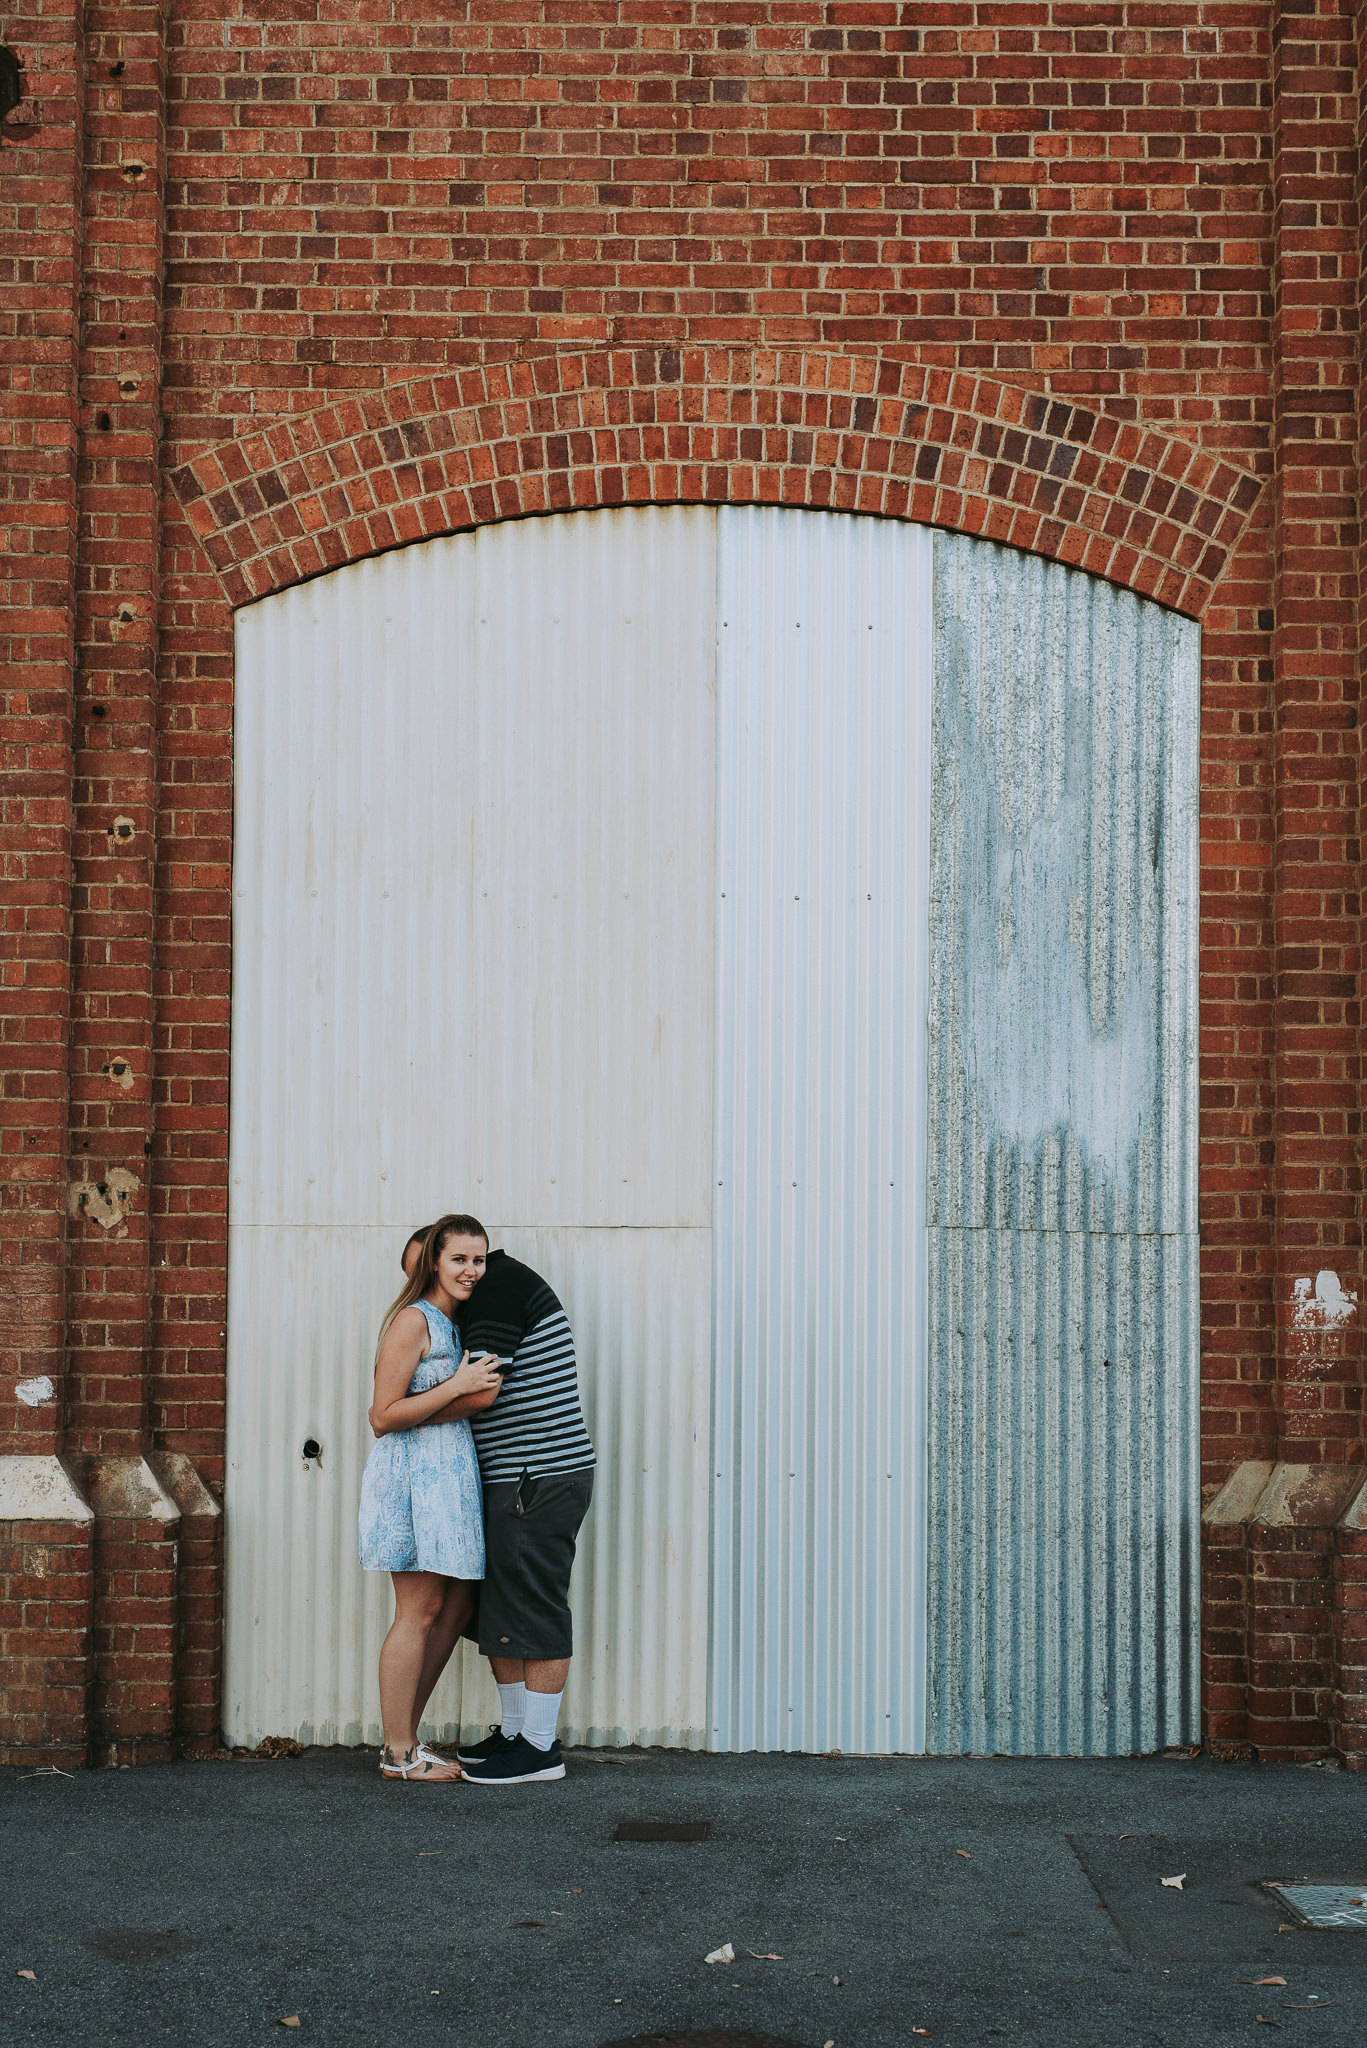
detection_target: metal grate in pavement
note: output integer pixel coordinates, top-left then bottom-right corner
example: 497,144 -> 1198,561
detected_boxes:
600,2034 -> 813,2048
1266,1883 -> 1367,1929
613,1820 -> 711,1842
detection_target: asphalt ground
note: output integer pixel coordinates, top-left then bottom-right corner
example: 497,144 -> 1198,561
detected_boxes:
2,1747 -> 1365,2048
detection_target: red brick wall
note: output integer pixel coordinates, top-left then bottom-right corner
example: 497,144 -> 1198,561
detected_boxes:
1,0 -> 1364,1760
0,1517 -> 93,1765
151,0 -> 1281,1494
0,2 -> 83,1456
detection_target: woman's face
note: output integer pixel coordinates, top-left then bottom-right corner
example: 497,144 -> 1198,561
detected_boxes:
432,1233 -> 487,1305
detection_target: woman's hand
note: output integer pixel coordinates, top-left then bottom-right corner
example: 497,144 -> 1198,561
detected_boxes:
451,1349 -> 503,1399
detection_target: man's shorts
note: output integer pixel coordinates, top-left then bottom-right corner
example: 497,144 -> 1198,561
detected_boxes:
472,1468 -> 594,1662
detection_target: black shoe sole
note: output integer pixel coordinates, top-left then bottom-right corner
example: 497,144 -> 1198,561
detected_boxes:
464,1760 -> 565,1784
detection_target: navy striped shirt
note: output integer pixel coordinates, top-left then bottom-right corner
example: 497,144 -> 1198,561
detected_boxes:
460,1250 -> 595,1483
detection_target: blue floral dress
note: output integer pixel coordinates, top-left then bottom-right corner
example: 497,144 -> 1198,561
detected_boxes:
358,1299 -> 485,1578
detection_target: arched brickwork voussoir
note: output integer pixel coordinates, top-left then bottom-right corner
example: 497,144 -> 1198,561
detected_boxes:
171,350 -> 1263,618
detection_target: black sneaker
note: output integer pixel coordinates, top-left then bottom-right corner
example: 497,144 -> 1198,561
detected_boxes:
461,1734 -> 564,1784
457,1724 -> 513,1765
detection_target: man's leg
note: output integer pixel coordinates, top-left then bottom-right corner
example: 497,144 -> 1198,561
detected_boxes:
489,1656 -> 569,1693
463,1472 -> 591,1778
488,1654 -> 569,1747
487,1655 -> 525,1736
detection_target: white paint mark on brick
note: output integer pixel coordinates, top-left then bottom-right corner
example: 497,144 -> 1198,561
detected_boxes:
15,1376 -> 55,1408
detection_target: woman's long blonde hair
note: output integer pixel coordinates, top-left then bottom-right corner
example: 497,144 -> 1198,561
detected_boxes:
374,1212 -> 489,1361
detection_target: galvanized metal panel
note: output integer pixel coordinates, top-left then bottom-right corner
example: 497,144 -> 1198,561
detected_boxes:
227,508 -> 717,1749
925,536 -> 1200,1754
710,506 -> 933,1754
928,537 -> 1200,1236
925,1226 -> 1199,1754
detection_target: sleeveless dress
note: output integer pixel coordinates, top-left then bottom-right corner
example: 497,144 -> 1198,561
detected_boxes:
358,1299 -> 485,1578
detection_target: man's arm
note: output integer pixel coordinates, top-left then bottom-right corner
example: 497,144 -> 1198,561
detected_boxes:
422,1380 -> 501,1425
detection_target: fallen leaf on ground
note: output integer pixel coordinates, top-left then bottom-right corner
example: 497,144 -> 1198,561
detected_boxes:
515,1920 -> 548,1928
1283,2003 -> 1332,2010
1255,2018 -> 1283,2028
1160,1873 -> 1186,1890
747,1950 -> 784,1960
955,1849 -> 971,1859
417,1852 -> 442,1857
16,1970 -> 35,1981
823,2040 -> 835,2047
1253,1978 -> 1287,1987
1278,1924 -> 1297,1932
704,1943 -> 735,1965
1118,1833 -> 1133,1839
278,2020 -> 301,2031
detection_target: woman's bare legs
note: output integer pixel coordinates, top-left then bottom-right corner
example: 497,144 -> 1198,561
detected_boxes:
379,1571 -> 462,1774
411,1577 -> 476,1732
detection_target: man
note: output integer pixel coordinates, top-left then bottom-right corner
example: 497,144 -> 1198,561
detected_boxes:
399,1226 -> 594,1784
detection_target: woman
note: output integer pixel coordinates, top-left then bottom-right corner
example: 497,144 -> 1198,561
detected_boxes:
359,1214 -> 503,1781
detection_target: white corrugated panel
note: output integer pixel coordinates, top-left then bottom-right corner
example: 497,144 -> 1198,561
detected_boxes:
227,508 -> 717,1748
925,536 -> 1200,1754
709,507 -> 933,1753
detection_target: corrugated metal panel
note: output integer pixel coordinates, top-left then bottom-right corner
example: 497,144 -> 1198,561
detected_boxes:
227,508 -> 717,1749
926,1227 -> 1199,1753
928,538 -> 1200,1236
925,536 -> 1200,1754
709,506 -> 933,1754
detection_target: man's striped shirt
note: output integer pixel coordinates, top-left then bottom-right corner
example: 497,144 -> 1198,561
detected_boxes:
460,1250 -> 595,1483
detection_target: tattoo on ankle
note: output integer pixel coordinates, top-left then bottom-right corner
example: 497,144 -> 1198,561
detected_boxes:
382,1743 -> 416,1767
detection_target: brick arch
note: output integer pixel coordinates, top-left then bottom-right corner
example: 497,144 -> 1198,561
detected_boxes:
171,349 -> 1261,618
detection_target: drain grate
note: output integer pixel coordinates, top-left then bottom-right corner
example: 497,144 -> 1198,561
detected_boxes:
613,1820 -> 711,1842
1266,1883 -> 1367,1929
600,2034 -> 813,2048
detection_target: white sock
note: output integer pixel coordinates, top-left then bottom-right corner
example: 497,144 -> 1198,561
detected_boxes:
496,1681 -> 527,1740
521,1688 -> 562,1751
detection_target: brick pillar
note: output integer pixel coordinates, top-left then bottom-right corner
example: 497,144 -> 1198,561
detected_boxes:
1206,1461 -> 1361,1761
1212,2 -> 1367,1768
151,1451 -> 221,1750
81,1453 -> 178,1764
1202,1460 -> 1271,1754
0,1464 -> 94,1767
64,1 -> 194,1762
0,7 -> 83,1454
0,5 -> 99,1768
1268,2 -> 1363,1459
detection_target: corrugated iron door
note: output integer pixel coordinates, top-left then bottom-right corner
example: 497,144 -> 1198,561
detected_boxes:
227,507 -> 718,1747
228,505 -> 1199,1755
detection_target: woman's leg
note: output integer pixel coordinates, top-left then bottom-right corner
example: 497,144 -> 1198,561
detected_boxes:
411,1577 -> 476,1733
379,1571 -> 449,1761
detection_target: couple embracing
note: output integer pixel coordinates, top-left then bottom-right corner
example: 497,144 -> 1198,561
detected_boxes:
357,1213 -> 594,1784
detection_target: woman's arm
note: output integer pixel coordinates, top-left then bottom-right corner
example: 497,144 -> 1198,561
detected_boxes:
368,1310 -> 503,1437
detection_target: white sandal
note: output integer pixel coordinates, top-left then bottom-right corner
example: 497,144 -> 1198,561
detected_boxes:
379,1746 -> 464,1782
415,1743 -> 457,1770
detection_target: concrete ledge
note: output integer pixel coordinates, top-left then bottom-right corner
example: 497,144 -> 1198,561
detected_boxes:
1202,1459 -> 1366,1529
0,1455 -> 94,1523
1203,1459 -> 1273,1527
82,1455 -> 179,1524
150,1451 -> 221,1521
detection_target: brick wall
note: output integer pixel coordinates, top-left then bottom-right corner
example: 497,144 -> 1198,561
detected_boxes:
0,1515 -> 93,1765
0,0 -> 1362,1761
